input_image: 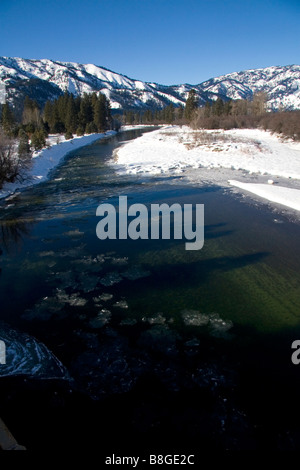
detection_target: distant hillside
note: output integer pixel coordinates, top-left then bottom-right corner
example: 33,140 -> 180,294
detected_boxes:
0,57 -> 300,112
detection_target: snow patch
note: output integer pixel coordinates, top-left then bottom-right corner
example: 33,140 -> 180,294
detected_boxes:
228,180 -> 300,211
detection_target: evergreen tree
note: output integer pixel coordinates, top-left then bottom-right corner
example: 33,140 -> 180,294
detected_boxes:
76,126 -> 85,136
43,92 -> 111,135
224,100 -> 232,116
43,100 -> 54,131
143,109 -> 153,123
64,130 -> 73,140
204,101 -> 211,118
31,129 -> 46,151
85,121 -> 97,134
177,105 -> 184,121
65,94 -> 78,133
184,89 -> 198,122
125,110 -> 134,125
165,104 -> 175,123
1,103 -> 15,135
212,97 -> 225,116
18,128 -> 31,157
93,95 -> 107,131
79,93 -> 93,127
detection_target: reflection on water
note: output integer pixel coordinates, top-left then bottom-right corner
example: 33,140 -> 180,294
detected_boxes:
0,219 -> 33,252
0,128 -> 300,450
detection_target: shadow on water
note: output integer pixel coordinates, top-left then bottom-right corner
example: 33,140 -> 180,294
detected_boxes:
148,251 -> 270,282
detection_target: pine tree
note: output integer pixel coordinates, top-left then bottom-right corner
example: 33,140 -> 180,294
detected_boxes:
65,94 -> 78,133
204,101 -> 211,118
18,128 -> 31,157
31,129 -> 46,151
212,97 -> 224,116
125,110 -> 134,125
224,100 -> 232,116
93,95 -> 107,131
165,104 -> 175,123
177,105 -> 184,121
43,101 -> 54,130
85,121 -> 97,134
184,89 -> 198,122
79,93 -> 93,128
76,126 -> 85,136
1,103 -> 15,135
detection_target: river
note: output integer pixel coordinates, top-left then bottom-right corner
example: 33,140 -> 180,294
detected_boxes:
0,127 -> 300,451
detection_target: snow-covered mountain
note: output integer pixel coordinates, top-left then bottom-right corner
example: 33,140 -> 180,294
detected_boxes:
1,57 -> 300,112
197,65 -> 300,111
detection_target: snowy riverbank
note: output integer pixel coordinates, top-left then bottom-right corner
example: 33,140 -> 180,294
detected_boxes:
113,125 -> 300,212
0,131 -> 116,200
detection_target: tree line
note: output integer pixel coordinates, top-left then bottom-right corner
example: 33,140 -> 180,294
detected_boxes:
43,92 -> 112,137
120,104 -> 185,126
122,89 -> 300,141
1,88 -> 300,188
0,91 -> 113,187
183,89 -> 300,141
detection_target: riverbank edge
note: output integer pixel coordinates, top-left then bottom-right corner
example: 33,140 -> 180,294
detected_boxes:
0,130 -> 121,201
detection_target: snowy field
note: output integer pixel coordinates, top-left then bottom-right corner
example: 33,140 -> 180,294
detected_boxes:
113,126 -> 300,212
0,131 -> 116,200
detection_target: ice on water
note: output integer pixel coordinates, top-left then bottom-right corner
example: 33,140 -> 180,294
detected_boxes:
113,300 -> 129,309
182,309 -> 210,326
142,313 -> 166,325
182,309 -> 233,338
63,229 -> 84,237
111,257 -> 128,266
56,289 -> 87,307
100,272 -> 123,286
88,309 -> 111,329
97,293 -> 113,302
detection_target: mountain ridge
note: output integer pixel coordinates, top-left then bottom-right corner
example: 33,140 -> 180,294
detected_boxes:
1,57 -> 300,113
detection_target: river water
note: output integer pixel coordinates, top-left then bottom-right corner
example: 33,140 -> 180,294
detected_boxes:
0,128 -> 300,451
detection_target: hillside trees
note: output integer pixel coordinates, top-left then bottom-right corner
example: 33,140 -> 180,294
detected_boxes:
43,92 -> 112,135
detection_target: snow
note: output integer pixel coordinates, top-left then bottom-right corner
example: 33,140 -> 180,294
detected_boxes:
228,180 -> 300,212
114,126 -> 300,178
2,58 -> 300,111
0,131 -> 116,200
112,125 -> 300,212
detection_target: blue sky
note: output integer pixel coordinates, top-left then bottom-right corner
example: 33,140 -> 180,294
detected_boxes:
0,0 -> 299,85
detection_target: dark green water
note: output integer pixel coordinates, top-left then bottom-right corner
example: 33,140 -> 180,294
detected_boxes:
0,128 -> 300,451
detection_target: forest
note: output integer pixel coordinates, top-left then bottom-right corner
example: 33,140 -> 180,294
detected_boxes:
0,89 -> 300,187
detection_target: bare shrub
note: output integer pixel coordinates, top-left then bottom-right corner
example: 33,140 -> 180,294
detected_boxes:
0,130 -> 31,188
